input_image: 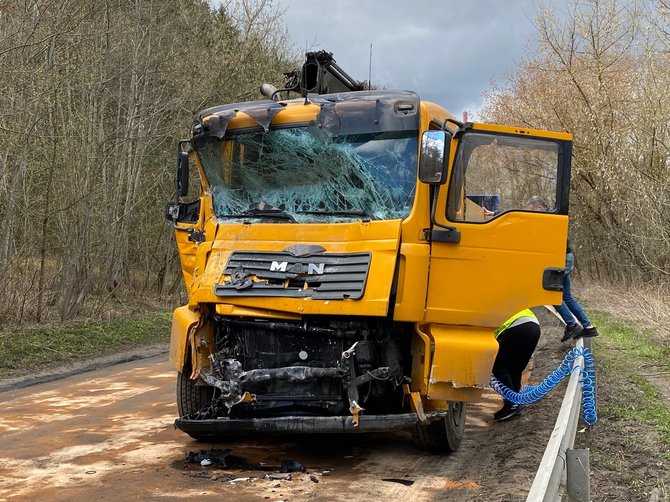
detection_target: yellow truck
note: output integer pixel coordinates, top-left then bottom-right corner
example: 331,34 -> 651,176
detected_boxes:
166,51 -> 571,452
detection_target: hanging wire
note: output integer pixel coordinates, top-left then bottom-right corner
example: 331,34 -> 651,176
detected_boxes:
490,346 -> 597,426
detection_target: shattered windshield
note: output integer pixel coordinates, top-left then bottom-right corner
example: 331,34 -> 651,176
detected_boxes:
197,127 -> 418,223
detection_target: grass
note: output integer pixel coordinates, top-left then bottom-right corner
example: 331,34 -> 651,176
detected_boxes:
588,310 -> 670,449
0,311 -> 171,377
591,312 -> 670,363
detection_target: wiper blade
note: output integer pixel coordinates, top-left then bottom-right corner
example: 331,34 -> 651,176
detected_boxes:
296,209 -> 374,221
220,208 -> 296,222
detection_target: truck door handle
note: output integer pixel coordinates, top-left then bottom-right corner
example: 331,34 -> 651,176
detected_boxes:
543,268 -> 565,291
424,227 -> 461,244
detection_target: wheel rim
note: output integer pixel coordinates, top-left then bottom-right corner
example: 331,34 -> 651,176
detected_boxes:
449,401 -> 465,429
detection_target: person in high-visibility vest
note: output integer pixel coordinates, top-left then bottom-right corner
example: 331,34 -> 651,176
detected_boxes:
492,308 -> 541,421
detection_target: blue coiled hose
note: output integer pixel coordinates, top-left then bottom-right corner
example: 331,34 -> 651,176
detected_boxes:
489,347 -> 598,426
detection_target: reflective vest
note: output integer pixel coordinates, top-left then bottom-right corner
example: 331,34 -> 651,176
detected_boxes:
494,308 -> 537,339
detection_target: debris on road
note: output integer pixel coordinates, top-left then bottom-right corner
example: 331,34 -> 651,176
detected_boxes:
183,448 -> 306,477
265,473 -> 292,481
185,448 -> 242,469
280,459 -> 305,473
381,478 -> 415,486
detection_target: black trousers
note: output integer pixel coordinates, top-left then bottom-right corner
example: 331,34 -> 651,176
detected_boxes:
492,321 -> 541,394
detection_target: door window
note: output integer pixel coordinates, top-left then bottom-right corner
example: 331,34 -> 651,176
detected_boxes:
446,132 -> 562,222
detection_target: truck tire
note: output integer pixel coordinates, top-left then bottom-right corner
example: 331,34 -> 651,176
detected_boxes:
176,368 -> 214,417
411,401 -> 466,453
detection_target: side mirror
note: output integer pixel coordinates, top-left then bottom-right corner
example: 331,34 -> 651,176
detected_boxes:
177,151 -> 189,197
164,201 -> 180,222
418,130 -> 450,184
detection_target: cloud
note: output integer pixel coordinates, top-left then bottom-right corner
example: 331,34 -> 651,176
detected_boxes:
278,0 -> 537,117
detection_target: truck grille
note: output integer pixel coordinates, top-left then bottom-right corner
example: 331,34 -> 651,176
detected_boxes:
214,251 -> 371,300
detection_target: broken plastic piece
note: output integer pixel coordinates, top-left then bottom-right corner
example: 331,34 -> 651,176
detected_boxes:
403,383 -> 429,424
349,400 -> 364,426
267,473 -> 292,481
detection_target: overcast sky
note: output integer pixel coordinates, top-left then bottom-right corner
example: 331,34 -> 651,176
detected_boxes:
276,0 -> 539,118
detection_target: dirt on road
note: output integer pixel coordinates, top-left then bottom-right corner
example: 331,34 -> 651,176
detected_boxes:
0,309 -> 667,501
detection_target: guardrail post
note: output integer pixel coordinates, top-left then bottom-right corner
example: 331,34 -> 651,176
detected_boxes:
566,448 -> 590,501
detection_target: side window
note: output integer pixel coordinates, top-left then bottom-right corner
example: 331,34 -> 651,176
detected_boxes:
447,132 -> 561,222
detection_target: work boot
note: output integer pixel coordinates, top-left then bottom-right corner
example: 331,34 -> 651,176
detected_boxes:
561,323 -> 583,342
577,326 -> 599,338
493,401 -> 524,421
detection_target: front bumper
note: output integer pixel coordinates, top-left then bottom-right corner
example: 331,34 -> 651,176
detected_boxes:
175,411 -> 447,436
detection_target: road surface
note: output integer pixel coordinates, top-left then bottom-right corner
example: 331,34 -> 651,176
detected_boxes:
0,324 -> 564,501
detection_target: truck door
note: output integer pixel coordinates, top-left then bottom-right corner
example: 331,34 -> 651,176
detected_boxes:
424,124 -> 572,329
173,204 -> 202,295
167,148 -> 204,296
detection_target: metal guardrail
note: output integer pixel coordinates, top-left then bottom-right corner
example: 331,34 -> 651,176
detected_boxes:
526,311 -> 591,502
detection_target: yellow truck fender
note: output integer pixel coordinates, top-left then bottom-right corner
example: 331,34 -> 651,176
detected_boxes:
413,323 -> 499,403
169,305 -> 203,374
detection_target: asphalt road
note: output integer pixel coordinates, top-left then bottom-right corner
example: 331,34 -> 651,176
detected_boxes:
0,346 -> 559,501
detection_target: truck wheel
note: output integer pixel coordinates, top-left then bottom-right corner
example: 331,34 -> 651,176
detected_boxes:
411,401 -> 466,453
176,368 -> 214,417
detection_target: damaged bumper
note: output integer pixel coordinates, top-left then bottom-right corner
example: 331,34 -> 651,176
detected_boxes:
174,411 -> 447,436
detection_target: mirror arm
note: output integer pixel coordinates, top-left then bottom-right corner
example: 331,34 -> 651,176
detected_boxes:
442,117 -> 463,131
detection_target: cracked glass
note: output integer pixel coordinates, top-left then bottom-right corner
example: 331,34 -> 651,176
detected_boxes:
197,127 -> 418,223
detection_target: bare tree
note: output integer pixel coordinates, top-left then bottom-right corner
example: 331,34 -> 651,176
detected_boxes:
482,0 -> 669,284
0,0 -> 299,323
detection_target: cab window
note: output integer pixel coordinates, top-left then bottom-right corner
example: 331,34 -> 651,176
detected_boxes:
446,132 -> 561,222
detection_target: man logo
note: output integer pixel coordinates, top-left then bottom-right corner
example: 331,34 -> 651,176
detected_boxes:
270,261 -> 325,275
270,261 -> 288,272
308,263 -> 325,275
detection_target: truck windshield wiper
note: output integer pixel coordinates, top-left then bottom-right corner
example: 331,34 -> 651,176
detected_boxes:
296,209 -> 374,221
219,208 -> 296,222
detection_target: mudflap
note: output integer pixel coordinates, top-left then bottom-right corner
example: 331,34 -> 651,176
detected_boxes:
175,411 -> 448,436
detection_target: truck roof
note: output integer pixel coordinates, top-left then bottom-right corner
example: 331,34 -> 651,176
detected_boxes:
192,90 -> 422,142
196,89 -> 419,121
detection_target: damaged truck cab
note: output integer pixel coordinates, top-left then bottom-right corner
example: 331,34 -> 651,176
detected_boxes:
166,52 -> 571,452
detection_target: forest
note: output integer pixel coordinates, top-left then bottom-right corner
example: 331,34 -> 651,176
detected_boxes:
0,0 -> 297,322
0,0 -> 667,325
